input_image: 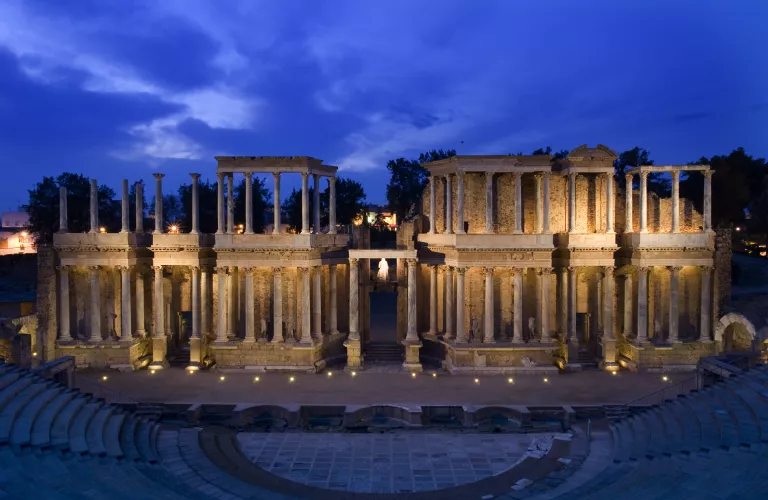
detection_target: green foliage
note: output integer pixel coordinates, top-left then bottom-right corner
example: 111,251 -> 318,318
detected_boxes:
234,176 -> 270,233
285,177 -> 366,231
385,149 -> 456,223
25,173 -> 119,244
532,146 -> 569,160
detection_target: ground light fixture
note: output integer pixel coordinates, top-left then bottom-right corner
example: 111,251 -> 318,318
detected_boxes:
611,371 -> 618,376
474,378 -> 479,384
150,369 -> 156,375
508,378 -> 514,384
253,376 -> 260,383
411,372 -> 417,378
432,373 -> 437,378
543,378 -> 549,383
662,375 -> 669,382
102,375 -> 108,381
351,371 -> 357,377
327,371 -> 332,377
220,376 -> 225,381
289,376 -> 295,383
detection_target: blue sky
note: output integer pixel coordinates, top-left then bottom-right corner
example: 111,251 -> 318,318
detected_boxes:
1,0 -> 766,210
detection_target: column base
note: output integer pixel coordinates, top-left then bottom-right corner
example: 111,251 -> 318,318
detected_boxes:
402,340 -> 422,372
482,338 -> 496,344
135,330 -> 147,338
510,336 -> 525,344
344,338 -> 362,370
601,361 -> 620,372
699,338 -> 714,343
119,335 -> 133,343
189,337 -> 202,367
668,338 -> 682,344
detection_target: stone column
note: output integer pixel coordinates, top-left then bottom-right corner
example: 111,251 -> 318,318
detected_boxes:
444,175 -> 453,234
120,266 -> 132,342
429,265 -> 438,334
348,258 -> 359,341
153,266 -> 164,338
313,266 -> 322,337
226,174 -> 234,234
135,269 -> 145,336
668,266 -> 681,343
456,173 -> 465,234
485,172 -> 494,234
444,266 -> 454,339
405,259 -> 419,342
153,174 -> 164,234
191,266 -> 201,339
120,179 -> 129,233
568,173 -> 576,233
483,267 -> 495,343
244,172 -> 254,234
328,178 -> 337,234
226,266 -> 236,338
542,172 -> 551,233
639,171 -> 648,233
329,264 -> 338,334
703,170 -> 713,231
88,266 -> 101,341
89,179 -> 99,233
671,170 -> 680,233
514,172 -> 523,234
216,173 -> 225,234
273,172 -> 281,234
625,174 -> 633,233
623,272 -> 633,338
558,267 -> 567,337
636,266 -> 649,343
216,267 -> 227,342
301,172 -> 310,234
313,174 -> 321,233
428,177 -> 436,234
299,268 -> 312,343
243,267 -> 254,341
58,266 -> 71,341
541,268 -> 552,342
59,186 -> 68,233
512,268 -> 524,343
605,174 -> 614,233
201,267 -> 210,337
567,267 -> 577,343
603,267 -> 614,339
455,268 -> 466,342
188,173 -> 200,234
534,174 -> 543,234
700,266 -> 712,342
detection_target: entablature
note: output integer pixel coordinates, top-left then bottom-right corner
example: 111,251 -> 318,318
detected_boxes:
421,155 -> 552,177
215,156 -> 337,177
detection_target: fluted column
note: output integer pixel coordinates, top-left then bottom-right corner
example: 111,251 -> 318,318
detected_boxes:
226,174 -> 234,234
671,170 -> 680,233
120,266 -> 132,342
567,267 -> 577,343
191,266 -> 201,339
89,179 -> 99,233
700,266 -> 712,342
636,266 -> 649,343
301,172 -> 310,234
216,267 -> 227,342
541,268 -> 552,342
58,266 -> 71,341
201,267 -> 210,337
226,266 -> 236,338
328,178 -> 337,234
542,172 -> 551,233
483,267 -> 495,343
444,176 -> 453,234
623,272 -> 633,338
624,174 -> 633,233
455,268 -> 466,342
405,259 -> 419,342
216,173 -> 225,234
485,172 -> 494,234
605,174 -> 614,233
244,172 -> 254,234
153,174 -> 164,234
513,172 -> 523,234
189,173 -> 200,234
568,173 -> 576,233
243,267 -> 254,341
428,265 -> 438,334
444,266 -> 454,339
312,266 -> 322,337
273,172 -> 281,234
59,186 -> 68,233
88,266 -> 101,341
152,266 -> 164,338
703,170 -> 713,231
639,171 -> 648,233
534,174 -> 543,234
272,268 -> 284,342
299,268 -> 312,343
558,267 -> 567,336
669,266 -> 681,343
456,173 -> 465,234
120,179 -> 129,233
329,264 -> 338,334
349,259 -> 359,341
428,177 -> 436,234
135,269 -> 145,336
509,268 -> 522,343
312,174 -> 320,233
603,267 -> 614,339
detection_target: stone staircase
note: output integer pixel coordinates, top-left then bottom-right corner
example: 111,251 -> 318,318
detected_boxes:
364,342 -> 404,364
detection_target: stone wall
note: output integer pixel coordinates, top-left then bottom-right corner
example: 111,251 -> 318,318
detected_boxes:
35,246 -> 57,361
618,340 -> 716,370
714,228 -> 732,311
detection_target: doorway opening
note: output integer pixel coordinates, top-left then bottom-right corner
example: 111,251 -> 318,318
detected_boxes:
366,291 -> 402,365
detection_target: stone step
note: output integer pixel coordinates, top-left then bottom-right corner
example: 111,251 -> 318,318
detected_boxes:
0,375 -> 34,412
30,390 -> 77,447
710,384 -> 762,445
50,395 -> 87,448
86,405 -> 115,456
0,371 -> 22,392
104,412 -> 126,458
135,420 -> 159,463
0,381 -> 49,444
119,415 -> 140,461
69,401 -> 101,454
9,385 -> 61,446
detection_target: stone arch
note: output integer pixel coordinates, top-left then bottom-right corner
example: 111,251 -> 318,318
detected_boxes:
715,313 -> 757,352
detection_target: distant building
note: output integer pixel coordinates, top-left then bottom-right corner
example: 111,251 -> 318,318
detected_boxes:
0,212 -> 34,255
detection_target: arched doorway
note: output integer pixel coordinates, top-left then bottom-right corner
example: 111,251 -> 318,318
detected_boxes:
715,313 -> 757,353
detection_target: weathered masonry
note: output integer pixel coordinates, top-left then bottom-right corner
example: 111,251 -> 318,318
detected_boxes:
39,145 -> 727,374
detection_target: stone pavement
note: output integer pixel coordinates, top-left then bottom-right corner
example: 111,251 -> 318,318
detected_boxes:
76,368 -> 680,405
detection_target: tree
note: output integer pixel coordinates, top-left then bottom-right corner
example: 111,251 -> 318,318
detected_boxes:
614,147 -> 670,196
285,177 -> 367,231
386,148 -> 456,223
26,173 -> 119,245
532,146 -> 569,160
282,188 -> 304,233
234,177 -> 270,233
178,180 -> 218,234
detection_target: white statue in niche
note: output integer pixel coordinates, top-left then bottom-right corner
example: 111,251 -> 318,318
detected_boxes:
377,258 -> 389,281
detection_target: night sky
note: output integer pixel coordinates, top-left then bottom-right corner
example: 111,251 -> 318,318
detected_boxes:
1,0 -> 766,211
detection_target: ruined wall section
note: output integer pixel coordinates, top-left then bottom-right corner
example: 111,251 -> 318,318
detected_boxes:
35,246 -> 57,361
